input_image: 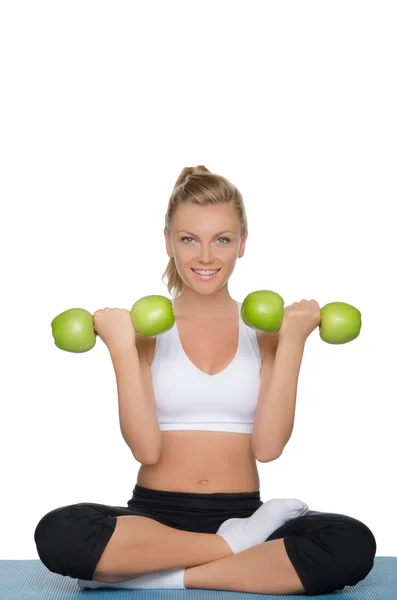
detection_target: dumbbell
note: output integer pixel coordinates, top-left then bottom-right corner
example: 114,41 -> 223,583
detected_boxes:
51,295 -> 175,353
241,290 -> 361,344
51,289 -> 361,353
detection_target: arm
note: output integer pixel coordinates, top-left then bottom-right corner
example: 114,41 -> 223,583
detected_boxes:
251,335 -> 305,462
109,344 -> 162,465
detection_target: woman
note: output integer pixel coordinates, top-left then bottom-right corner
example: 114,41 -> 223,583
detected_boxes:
34,166 -> 376,596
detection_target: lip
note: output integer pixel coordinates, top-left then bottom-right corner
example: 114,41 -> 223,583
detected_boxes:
191,268 -> 221,281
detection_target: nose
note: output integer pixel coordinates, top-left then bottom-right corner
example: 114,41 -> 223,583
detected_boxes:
198,243 -> 215,264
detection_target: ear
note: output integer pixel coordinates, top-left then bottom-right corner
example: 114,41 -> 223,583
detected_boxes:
238,231 -> 248,258
164,228 -> 173,259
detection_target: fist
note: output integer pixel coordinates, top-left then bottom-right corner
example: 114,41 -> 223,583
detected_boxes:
279,299 -> 321,343
93,308 -> 135,350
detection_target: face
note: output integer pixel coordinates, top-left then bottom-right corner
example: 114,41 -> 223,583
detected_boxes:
164,203 -> 248,293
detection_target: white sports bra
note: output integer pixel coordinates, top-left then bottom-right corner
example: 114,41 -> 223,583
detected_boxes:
150,300 -> 261,433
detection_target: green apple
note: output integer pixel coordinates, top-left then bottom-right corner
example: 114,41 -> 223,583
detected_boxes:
320,302 -> 362,344
241,290 -> 285,332
131,295 -> 175,337
51,308 -> 96,353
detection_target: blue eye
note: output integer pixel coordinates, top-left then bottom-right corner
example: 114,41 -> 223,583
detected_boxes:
181,236 -> 230,244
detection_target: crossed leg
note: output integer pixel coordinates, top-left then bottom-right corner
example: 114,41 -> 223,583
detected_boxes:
92,515 -> 305,595
37,501 -> 375,595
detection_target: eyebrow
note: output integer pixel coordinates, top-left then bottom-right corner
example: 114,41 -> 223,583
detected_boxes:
176,230 -> 236,236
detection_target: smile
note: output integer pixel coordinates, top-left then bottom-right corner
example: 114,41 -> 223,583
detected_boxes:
191,268 -> 221,280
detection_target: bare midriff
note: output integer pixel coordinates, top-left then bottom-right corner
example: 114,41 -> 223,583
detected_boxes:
136,304 -> 268,494
137,430 -> 261,493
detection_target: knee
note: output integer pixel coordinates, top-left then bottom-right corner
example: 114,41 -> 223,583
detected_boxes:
34,502 -> 114,580
34,504 -> 78,576
324,516 -> 377,592
294,515 -> 377,595
342,518 -> 377,583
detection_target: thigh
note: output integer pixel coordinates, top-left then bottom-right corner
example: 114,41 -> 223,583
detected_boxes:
266,509 -> 376,544
35,501 -> 146,545
265,510 -> 377,596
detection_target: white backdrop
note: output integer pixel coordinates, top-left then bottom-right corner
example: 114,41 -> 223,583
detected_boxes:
1,1 -> 396,559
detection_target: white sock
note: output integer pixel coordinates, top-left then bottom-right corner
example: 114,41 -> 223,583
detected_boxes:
77,567 -> 186,590
217,498 -> 309,554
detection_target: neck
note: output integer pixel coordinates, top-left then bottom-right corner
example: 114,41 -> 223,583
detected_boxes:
174,287 -> 235,317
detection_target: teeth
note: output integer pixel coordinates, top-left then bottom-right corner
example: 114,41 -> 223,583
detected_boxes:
193,269 -> 219,275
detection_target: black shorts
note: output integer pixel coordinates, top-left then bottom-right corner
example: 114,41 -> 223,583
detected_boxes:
34,484 -> 376,596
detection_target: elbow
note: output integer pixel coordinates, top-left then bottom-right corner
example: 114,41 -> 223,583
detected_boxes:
255,448 -> 283,463
131,449 -> 160,466
131,442 -> 162,466
123,430 -> 162,466
142,454 -> 160,466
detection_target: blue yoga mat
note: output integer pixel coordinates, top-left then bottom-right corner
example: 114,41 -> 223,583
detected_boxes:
0,557 -> 396,599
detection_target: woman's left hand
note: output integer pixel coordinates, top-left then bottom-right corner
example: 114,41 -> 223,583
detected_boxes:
279,299 -> 322,344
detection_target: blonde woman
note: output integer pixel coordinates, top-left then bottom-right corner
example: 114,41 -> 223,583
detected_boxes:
35,166 -> 376,595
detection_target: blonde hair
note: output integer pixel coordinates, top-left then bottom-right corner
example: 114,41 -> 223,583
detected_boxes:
162,165 -> 248,298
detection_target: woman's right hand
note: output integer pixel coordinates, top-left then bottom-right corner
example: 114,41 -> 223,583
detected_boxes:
93,308 -> 136,351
